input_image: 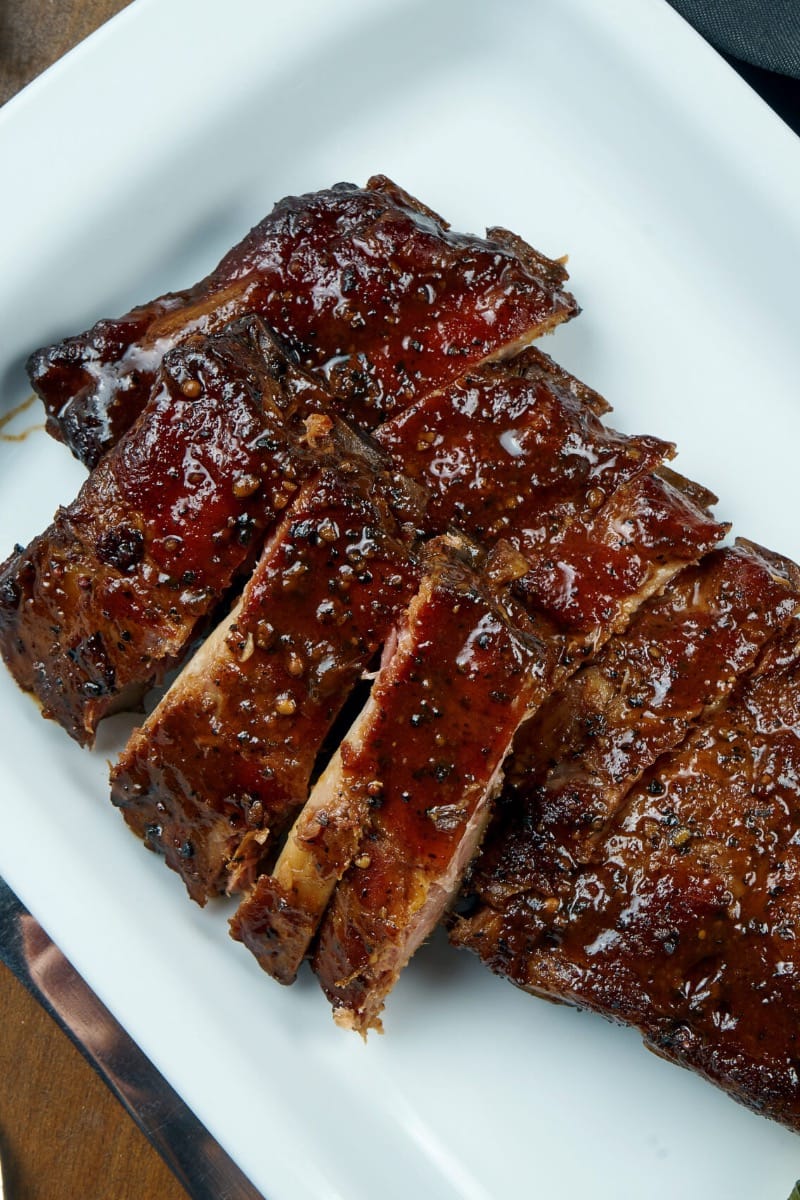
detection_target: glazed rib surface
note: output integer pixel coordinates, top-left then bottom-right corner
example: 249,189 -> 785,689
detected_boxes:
373,352 -> 725,644
29,177 -> 577,467
231,354 -> 725,997
311,544 -> 553,1034
7,162 -> 800,1137
521,628 -> 800,1130
106,349 -> 698,888
452,543 -> 800,1128
0,318 -> 330,744
306,474 -> 726,1027
111,454 -> 423,903
372,348 -> 669,550
234,536 -> 552,1001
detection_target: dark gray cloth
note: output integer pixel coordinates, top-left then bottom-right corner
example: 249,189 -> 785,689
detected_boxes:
668,0 -> 800,78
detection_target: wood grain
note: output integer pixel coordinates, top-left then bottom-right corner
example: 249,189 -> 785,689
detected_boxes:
1,13 -> 188,1199
0,962 -> 187,1199
0,0 -> 134,105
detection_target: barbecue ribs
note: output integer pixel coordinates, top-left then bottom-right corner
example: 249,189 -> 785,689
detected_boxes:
452,542 -> 800,1127
29,178 -> 577,467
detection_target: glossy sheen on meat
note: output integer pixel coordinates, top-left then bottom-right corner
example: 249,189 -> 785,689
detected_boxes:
110,345 -> 677,912
232,468 -> 721,997
311,585 -> 559,1033
229,354 -> 724,991
373,348 -> 670,550
513,540 -> 800,852
233,536 -> 552,998
457,540 -> 800,931
451,545 -> 800,1128
504,626 -> 800,1130
308,473 -> 725,1031
28,177 -> 578,467
513,466 -> 726,644
106,348 -> 683,893
373,353 -> 725,643
111,461 -> 423,904
0,318 -> 330,745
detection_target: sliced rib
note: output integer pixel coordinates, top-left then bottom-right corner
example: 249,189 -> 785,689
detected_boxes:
28,177 -> 577,467
473,623 -> 800,1131
303,473 -> 727,1028
372,352 -> 724,645
517,540 -> 800,856
512,465 -> 722,645
110,458 -> 423,904
232,535 -> 554,1001
108,351 -> 676,884
452,539 -> 800,958
0,317 -> 378,745
235,445 -> 724,996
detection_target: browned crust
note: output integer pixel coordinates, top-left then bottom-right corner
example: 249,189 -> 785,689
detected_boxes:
29,179 -> 579,467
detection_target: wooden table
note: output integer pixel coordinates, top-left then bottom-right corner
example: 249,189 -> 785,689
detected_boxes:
1,13 -> 188,1199
0,964 -> 187,1199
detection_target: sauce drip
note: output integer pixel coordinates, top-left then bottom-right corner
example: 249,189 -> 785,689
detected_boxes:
0,394 -> 42,443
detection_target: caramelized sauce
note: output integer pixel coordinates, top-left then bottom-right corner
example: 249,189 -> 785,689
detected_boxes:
519,630 -> 800,1129
28,178 -> 576,467
0,394 -> 42,442
112,464 -> 421,902
0,320 -> 394,745
307,545 -> 550,1020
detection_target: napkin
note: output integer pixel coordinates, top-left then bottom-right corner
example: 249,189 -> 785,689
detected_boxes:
668,0 -> 800,79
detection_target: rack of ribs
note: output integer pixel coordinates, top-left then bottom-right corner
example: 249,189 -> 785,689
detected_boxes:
299,474 -> 727,1026
6,169 -> 800,1131
451,543 -> 800,1127
230,357 -> 725,997
103,347 -> 689,897
111,453 -> 424,904
28,177 -> 577,468
4,194 -> 581,747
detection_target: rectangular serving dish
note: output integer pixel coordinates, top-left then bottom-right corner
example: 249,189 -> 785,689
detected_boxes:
1,1 -> 800,1196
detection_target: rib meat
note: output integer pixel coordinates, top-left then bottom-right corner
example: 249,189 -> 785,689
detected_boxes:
111,457 -> 423,904
13,168 -> 800,1120
233,535 -> 554,1003
451,546 -> 800,1128
508,540 -> 800,858
300,470 -> 723,1024
0,317 -> 373,745
105,350 -> 682,880
372,347 -> 669,550
232,361 -> 725,994
455,539 -> 800,937
372,352 -> 724,644
502,626 -> 800,1130
28,177 -> 577,467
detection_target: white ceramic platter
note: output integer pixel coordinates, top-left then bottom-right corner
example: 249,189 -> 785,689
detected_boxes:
1,1 -> 800,1196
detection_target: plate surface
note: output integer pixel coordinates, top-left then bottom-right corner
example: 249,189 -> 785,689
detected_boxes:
2,1 -> 800,1197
